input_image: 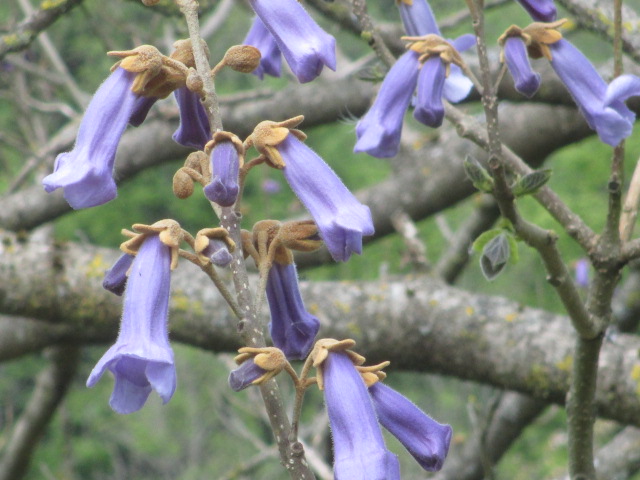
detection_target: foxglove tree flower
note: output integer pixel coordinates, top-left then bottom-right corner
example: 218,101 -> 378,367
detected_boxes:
243,16 -> 282,79
229,359 -> 268,391
266,262 -> 320,360
102,253 -> 135,296
87,230 -> 177,414
172,86 -> 211,150
249,117 -> 374,262
500,35 -> 541,97
228,347 -> 287,391
43,45 -> 189,209
42,67 -> 138,209
319,348 -> 401,479
355,0 -> 474,158
248,0 -> 336,83
515,0 -> 557,22
203,132 -> 243,207
369,382 -> 453,472
195,227 -> 236,268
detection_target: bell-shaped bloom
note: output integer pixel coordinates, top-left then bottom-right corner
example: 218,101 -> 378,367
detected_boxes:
87,235 -> 176,414
203,140 -> 240,207
503,36 -> 541,97
323,352 -> 401,480
266,262 -> 320,360
129,96 -> 158,127
172,86 -> 211,150
43,67 -> 138,209
103,253 -> 135,296
228,359 -> 268,392
243,16 -> 282,79
414,56 -> 446,127
354,50 -> 420,158
550,39 -> 640,146
369,382 -> 452,472
397,0 -> 440,37
249,0 -> 336,83
515,0 -> 557,22
278,135 -> 374,261
200,238 -> 233,267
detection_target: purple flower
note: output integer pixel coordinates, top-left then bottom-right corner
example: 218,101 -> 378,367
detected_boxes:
129,96 -> 158,127
550,39 -> 640,146
229,359 -> 268,392
515,0 -> 557,22
87,235 -> 176,414
172,86 -> 211,150
203,139 -> 240,207
262,178 -> 282,195
354,50 -> 420,158
243,16 -> 282,79
575,258 -> 589,288
369,382 -> 452,472
103,253 -> 135,296
266,262 -> 320,360
397,0 -> 440,37
414,56 -> 446,127
249,0 -> 336,83
278,135 -> 374,261
323,352 -> 401,480
42,67 -> 138,209
200,238 -> 233,267
502,36 -> 541,97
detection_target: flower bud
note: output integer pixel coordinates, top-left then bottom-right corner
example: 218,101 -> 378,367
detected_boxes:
222,45 -> 262,73
172,169 -> 195,199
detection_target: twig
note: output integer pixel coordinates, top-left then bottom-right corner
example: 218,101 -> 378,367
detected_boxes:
391,209 -> 430,273
350,0 -> 396,68
619,156 -> 640,241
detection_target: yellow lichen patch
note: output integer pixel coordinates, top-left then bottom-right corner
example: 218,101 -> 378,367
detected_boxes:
428,299 -> 439,306
504,312 -> 518,322
308,303 -> 319,315
368,294 -> 385,302
631,365 -> 640,396
465,306 -> 474,316
555,355 -> 573,372
527,364 -> 550,393
40,0 -> 66,9
2,34 -> 20,46
172,291 -> 204,315
85,254 -> 109,278
346,322 -> 362,337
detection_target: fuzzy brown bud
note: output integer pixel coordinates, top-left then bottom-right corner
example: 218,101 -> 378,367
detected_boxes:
278,220 -> 323,252
172,169 -> 194,199
221,45 -> 262,73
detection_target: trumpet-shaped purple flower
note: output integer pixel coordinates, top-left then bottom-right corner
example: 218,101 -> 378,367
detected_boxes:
397,0 -> 440,37
323,352 -> 401,479
515,0 -> 557,22
87,235 -> 176,414
550,39 -> 640,146
243,16 -> 282,79
203,140 -> 240,207
228,359 -> 268,392
249,0 -> 336,83
129,96 -> 158,127
172,86 -> 211,150
103,253 -> 135,296
200,238 -> 233,267
354,50 -> 420,158
278,135 -> 374,261
503,36 -> 541,97
369,382 -> 453,472
43,67 -> 138,209
266,262 -> 320,360
414,56 -> 446,127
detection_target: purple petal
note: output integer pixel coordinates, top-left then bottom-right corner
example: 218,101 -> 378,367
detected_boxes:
172,86 -> 211,150
42,67 -> 137,209
550,39 -> 635,146
266,263 -> 320,360
604,74 -> 640,107
414,57 -> 446,127
370,382 -> 453,472
229,360 -> 268,391
451,33 -> 476,53
323,352 -> 401,480
243,16 -> 282,79
103,253 -> 135,296
249,0 -> 336,83
514,0 -> 557,22
129,96 -> 158,127
575,258 -> 589,288
443,64 -> 474,103
87,235 -> 176,414
504,37 -> 541,98
279,135 -> 374,262
397,0 -> 440,37
203,140 -> 240,207
354,50 -> 420,158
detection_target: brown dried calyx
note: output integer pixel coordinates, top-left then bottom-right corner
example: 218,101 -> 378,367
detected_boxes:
498,19 -> 567,61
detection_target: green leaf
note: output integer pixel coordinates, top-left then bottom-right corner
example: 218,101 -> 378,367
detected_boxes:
463,156 -> 494,193
512,169 -> 552,197
472,228 -> 503,253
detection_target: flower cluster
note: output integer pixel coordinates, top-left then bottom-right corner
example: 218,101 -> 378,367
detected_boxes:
354,0 -> 475,158
499,18 -> 640,146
